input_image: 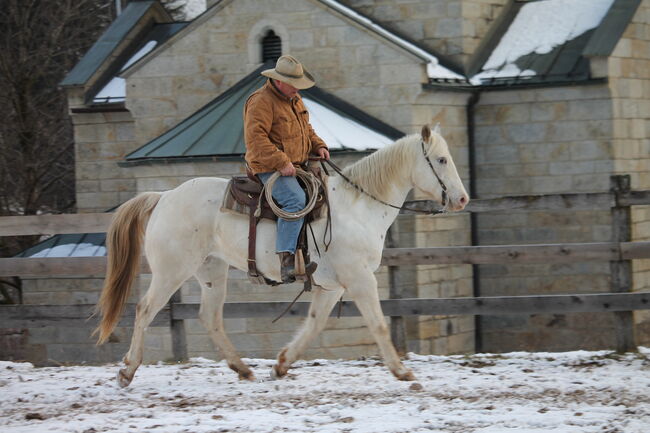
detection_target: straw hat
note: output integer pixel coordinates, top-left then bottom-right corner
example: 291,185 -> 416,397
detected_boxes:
261,55 -> 315,90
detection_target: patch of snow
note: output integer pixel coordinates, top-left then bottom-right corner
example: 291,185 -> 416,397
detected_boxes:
473,0 -> 615,82
303,97 -> 394,150
471,63 -> 536,85
94,40 -> 158,103
182,0 -> 206,20
28,243 -> 106,258
1,350 -> 649,432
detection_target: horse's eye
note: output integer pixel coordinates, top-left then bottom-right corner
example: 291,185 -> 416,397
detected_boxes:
437,157 -> 447,165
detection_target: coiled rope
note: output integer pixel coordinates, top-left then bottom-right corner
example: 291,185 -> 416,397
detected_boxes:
255,168 -> 321,220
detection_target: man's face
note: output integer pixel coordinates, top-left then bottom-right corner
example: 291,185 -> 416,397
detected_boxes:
274,80 -> 299,98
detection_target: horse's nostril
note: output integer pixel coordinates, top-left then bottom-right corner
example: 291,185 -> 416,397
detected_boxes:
459,196 -> 467,204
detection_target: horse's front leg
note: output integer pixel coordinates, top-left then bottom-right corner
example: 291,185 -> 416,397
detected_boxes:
347,275 -> 416,381
272,286 -> 344,379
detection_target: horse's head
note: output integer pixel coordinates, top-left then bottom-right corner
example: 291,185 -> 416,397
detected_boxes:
411,124 -> 469,212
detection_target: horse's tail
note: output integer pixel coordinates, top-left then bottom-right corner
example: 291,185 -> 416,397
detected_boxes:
94,192 -> 161,344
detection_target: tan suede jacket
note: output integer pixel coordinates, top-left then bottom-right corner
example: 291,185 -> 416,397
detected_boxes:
244,80 -> 327,174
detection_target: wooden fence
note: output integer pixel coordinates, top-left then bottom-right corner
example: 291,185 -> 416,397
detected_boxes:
1,175 -> 650,359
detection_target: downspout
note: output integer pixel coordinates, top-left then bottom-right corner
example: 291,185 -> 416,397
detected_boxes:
466,90 -> 482,353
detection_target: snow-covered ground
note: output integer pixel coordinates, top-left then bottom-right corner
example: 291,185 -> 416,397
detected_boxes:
2,349 -> 649,433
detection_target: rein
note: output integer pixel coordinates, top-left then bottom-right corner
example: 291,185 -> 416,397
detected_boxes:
272,141 -> 447,323
321,141 -> 448,215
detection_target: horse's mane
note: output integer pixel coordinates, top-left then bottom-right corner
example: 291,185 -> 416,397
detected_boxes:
342,133 -> 443,200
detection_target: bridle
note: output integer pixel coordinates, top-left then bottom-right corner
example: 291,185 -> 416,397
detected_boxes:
420,140 -> 448,209
321,140 -> 449,215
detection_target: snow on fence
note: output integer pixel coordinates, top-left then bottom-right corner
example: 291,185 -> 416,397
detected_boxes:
1,175 -> 650,358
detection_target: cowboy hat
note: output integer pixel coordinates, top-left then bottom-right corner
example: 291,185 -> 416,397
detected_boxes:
261,55 -> 315,90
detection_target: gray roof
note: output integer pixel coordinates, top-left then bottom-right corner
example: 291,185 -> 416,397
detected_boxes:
461,0 -> 642,88
60,1 -> 170,87
123,64 -> 403,165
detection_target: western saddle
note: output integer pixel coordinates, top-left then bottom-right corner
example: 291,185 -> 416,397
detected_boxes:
221,163 -> 328,285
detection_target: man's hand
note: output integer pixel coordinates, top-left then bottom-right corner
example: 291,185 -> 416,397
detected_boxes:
317,147 -> 330,160
279,162 -> 296,176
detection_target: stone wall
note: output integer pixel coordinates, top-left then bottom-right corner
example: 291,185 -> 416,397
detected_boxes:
338,0 -> 507,65
11,276 -> 172,366
410,89 -> 474,354
473,84 -> 623,352
607,0 -> 650,346
125,0 -> 429,146
72,110 -> 138,213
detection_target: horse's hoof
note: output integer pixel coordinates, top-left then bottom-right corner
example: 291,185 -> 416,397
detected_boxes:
395,370 -> 416,381
269,364 -> 286,380
239,371 -> 256,381
117,368 -> 133,388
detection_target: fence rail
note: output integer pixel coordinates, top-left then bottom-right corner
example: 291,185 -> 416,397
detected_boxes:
2,189 -> 649,237
2,292 -> 649,329
1,176 -> 650,358
2,241 -> 650,277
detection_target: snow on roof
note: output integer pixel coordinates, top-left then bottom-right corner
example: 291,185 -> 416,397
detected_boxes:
183,0 -> 207,20
303,97 -> 393,151
94,40 -> 158,103
472,0 -> 615,84
318,0 -> 464,81
28,242 -> 106,258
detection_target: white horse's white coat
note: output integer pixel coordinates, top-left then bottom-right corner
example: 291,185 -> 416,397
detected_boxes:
112,127 -> 468,386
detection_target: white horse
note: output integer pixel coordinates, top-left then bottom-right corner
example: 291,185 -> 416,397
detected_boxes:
95,124 -> 469,387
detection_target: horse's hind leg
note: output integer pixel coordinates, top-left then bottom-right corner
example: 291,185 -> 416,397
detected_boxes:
272,286 -> 344,379
118,272 -> 191,387
195,255 -> 255,381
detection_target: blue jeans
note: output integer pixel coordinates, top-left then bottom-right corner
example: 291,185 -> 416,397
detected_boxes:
257,172 -> 305,254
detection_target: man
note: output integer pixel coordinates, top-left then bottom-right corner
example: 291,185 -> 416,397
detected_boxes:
244,55 -> 330,283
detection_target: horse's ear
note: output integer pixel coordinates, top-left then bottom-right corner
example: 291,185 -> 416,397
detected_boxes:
421,125 -> 431,142
433,123 -> 441,134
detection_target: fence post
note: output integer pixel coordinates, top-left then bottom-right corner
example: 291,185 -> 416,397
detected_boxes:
610,175 -> 636,353
170,291 -> 188,362
387,225 -> 407,355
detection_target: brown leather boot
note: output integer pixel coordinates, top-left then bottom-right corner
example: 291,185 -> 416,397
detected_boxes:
278,252 -> 296,283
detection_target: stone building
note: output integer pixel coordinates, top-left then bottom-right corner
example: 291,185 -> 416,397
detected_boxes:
7,0 -> 649,364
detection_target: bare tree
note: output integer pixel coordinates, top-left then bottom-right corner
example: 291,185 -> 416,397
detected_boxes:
0,0 -> 114,302
0,1 -> 196,303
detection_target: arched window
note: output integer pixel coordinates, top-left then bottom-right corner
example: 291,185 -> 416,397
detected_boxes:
261,30 -> 282,63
